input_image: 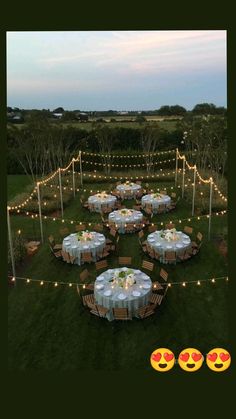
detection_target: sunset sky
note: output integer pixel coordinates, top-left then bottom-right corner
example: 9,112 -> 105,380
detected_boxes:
7,30 -> 227,110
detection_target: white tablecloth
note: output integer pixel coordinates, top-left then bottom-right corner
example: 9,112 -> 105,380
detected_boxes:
141,193 -> 171,213
88,194 -> 117,213
108,209 -> 143,233
94,267 -> 152,321
147,230 -> 191,263
62,232 -> 106,265
116,183 -> 141,199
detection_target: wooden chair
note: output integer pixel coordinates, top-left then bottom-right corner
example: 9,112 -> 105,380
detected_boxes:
138,230 -> 144,240
160,190 -> 167,195
113,308 -> 132,320
81,252 -> 93,264
80,268 -> 90,282
165,223 -> 175,230
133,205 -> 142,211
125,223 -> 136,233
148,225 -> 156,233
60,227 -> 69,236
160,268 -> 168,282
95,260 -> 108,271
82,293 -> 95,308
75,224 -> 86,232
118,256 -> 132,265
149,293 -> 164,307
171,192 -> 176,198
142,260 -> 154,272
69,255 -> 77,264
109,228 -> 117,237
94,224 -> 103,232
48,235 -> 62,251
152,281 -> 163,291
85,283 -> 94,291
178,249 -> 192,262
192,232 -> 203,249
61,250 -> 71,263
153,249 -> 161,261
192,241 -> 203,255
164,251 -> 177,264
90,304 -> 109,318
147,248 -> 155,259
137,305 -> 155,319
184,226 -> 193,235
157,204 -> 166,214
49,245 -> 62,260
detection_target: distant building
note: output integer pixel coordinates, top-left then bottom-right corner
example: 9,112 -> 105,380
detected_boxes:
76,112 -> 89,122
52,113 -> 63,119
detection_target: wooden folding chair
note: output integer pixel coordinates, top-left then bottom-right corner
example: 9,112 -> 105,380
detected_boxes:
164,251 -> 177,264
80,269 -> 90,282
113,308 -> 132,320
178,249 -> 192,262
118,256 -> 132,265
125,223 -> 135,233
75,224 -> 86,232
142,260 -> 154,272
138,230 -> 144,240
90,304 -> 108,318
184,226 -> 193,235
160,190 -> 167,195
152,281 -> 163,291
160,268 -> 168,282
69,254 -> 77,264
94,224 -> 103,232
165,223 -> 175,230
192,232 -> 203,248
148,225 -> 156,233
61,250 -> 71,263
137,305 -> 155,319
95,260 -> 108,271
60,227 -> 69,236
171,192 -> 176,198
154,249 -> 161,260
82,293 -> 95,307
81,252 -> 93,264
149,293 -> 164,307
157,204 -> 166,214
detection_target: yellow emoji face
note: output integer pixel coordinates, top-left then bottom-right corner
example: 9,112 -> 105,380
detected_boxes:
206,348 -> 231,372
178,348 -> 203,372
150,348 -> 175,372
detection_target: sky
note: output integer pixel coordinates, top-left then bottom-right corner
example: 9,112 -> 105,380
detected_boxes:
7,30 -> 227,111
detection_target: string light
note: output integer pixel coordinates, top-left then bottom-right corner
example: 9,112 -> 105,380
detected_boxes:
9,275 -> 228,287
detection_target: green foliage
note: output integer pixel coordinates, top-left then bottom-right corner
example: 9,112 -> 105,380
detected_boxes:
8,234 -> 27,268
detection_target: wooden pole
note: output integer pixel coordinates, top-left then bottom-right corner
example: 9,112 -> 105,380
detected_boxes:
72,158 -> 75,198
182,157 -> 185,198
58,168 -> 64,218
208,178 -> 213,240
192,165 -> 197,216
37,182 -> 44,244
7,206 -> 16,281
175,148 -> 178,186
79,151 -> 83,186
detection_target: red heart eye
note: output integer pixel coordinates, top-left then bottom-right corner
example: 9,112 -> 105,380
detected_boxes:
152,352 -> 162,362
219,353 -> 230,362
207,353 -> 217,362
192,353 -> 202,362
164,352 -> 174,362
180,352 -> 190,362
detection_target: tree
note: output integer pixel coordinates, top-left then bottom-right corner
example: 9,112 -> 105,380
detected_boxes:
96,126 -> 116,174
192,103 -> 216,115
53,107 -> 64,113
135,115 -> 146,124
140,125 -> 162,173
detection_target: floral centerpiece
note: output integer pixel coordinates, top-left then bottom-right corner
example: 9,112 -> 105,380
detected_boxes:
124,181 -> 134,187
77,230 -> 94,241
119,209 -> 133,217
110,269 -> 136,288
151,192 -> 162,199
160,228 -> 179,242
96,191 -> 108,199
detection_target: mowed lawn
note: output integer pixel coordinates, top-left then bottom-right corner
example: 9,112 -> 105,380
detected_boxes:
8,176 -> 228,371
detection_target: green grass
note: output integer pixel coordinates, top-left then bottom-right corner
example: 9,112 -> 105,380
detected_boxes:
8,176 -> 228,371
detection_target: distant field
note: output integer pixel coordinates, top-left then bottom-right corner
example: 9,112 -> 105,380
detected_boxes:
8,116 -> 181,133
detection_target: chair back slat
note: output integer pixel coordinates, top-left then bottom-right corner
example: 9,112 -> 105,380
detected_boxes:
142,260 -> 154,271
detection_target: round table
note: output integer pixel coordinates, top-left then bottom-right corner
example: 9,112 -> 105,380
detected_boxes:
147,230 -> 191,263
88,193 -> 117,213
108,209 -> 143,233
62,232 -> 106,265
116,182 -> 141,199
94,267 -> 152,321
141,193 -> 171,213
